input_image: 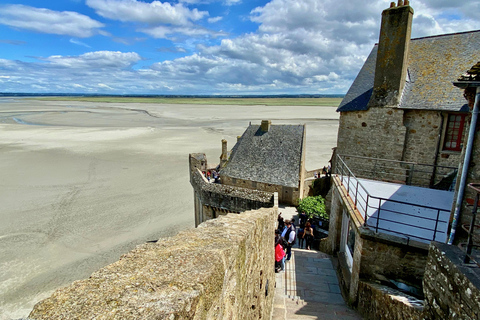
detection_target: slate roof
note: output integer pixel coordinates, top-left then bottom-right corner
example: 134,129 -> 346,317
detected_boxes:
338,30 -> 480,113
219,124 -> 305,188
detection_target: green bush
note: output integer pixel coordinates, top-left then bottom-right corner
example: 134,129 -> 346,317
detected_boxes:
297,195 -> 328,220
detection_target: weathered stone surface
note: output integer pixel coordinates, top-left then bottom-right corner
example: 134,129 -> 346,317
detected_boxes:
359,233 -> 429,288
422,242 -> 480,320
357,281 -> 423,320
29,208 -> 277,319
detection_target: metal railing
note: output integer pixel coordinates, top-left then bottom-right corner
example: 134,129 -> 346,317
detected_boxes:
337,154 -> 457,189
335,154 -> 452,243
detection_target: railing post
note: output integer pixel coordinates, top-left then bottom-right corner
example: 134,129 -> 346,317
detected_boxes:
364,194 -> 369,225
355,180 -> 359,208
347,170 -> 351,193
432,209 -> 441,241
407,163 -> 414,185
375,198 -> 381,233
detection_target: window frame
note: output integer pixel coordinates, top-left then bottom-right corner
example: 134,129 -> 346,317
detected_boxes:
443,113 -> 467,152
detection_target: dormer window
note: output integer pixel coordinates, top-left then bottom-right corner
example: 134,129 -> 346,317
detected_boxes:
443,114 -> 466,152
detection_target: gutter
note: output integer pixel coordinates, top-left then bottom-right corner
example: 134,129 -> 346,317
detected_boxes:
448,86 -> 480,244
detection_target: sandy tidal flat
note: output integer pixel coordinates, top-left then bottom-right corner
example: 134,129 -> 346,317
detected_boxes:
0,98 -> 339,319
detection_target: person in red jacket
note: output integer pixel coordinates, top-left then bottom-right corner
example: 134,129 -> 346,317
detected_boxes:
275,234 -> 286,273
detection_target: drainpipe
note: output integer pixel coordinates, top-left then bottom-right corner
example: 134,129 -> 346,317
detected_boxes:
448,86 -> 480,244
429,113 -> 444,188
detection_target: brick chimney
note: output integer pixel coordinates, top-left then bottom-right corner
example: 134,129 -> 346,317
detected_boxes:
368,0 -> 414,108
260,120 -> 271,132
220,139 -> 228,168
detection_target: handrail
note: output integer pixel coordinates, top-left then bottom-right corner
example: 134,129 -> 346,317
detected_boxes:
337,154 -> 457,188
335,154 -> 451,243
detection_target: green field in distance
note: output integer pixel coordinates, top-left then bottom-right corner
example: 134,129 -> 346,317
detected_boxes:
34,96 -> 342,106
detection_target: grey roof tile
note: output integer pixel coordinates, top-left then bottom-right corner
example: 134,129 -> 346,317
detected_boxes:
219,124 -> 304,188
338,30 -> 480,113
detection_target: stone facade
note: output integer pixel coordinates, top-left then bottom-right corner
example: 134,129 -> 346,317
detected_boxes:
336,107 -> 462,187
29,208 -> 277,319
221,176 -> 299,205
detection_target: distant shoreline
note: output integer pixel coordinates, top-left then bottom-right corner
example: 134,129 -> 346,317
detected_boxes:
25,96 -> 343,106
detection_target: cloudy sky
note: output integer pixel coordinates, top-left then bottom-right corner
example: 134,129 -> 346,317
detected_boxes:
0,0 -> 479,95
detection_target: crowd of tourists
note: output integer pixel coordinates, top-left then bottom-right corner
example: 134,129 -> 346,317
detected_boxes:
274,212 -> 317,273
202,169 -> 220,183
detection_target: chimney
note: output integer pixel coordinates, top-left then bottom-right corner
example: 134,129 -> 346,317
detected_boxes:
368,0 -> 414,108
220,139 -> 228,168
260,120 -> 271,132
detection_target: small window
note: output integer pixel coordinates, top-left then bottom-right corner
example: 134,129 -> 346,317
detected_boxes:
443,114 -> 466,152
252,181 -> 257,188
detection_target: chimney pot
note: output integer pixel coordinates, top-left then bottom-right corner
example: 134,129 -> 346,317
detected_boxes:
390,2 -> 396,8
404,0 -> 409,5
397,0 -> 404,6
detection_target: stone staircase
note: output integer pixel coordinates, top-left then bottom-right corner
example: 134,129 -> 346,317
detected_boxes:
272,248 -> 362,320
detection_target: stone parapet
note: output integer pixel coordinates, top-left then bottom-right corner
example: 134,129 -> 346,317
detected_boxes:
423,242 -> 480,319
357,281 -> 423,320
29,208 -> 277,319
192,168 -> 275,213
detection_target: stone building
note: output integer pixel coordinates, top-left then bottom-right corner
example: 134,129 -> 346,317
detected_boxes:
190,120 -> 305,226
220,120 -> 306,205
326,1 -> 480,318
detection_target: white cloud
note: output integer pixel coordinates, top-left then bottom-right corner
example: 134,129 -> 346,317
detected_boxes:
140,25 -> 227,40
208,16 -> 223,23
86,0 -> 208,25
1,0 -> 480,94
224,0 -> 241,6
70,38 -> 91,48
41,51 -> 142,69
0,4 -> 105,38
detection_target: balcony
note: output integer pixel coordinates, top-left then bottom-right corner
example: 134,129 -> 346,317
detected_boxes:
335,154 -> 458,243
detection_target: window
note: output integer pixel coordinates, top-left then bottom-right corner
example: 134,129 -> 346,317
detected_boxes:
340,209 -> 354,271
443,114 -> 466,152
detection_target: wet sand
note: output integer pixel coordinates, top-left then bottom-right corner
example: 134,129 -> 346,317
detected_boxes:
0,98 -> 339,319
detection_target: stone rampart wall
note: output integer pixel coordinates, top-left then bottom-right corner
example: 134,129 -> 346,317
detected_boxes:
29,208 -> 277,319
423,241 -> 480,319
191,169 -> 274,214
357,281 -> 424,320
359,232 -> 429,288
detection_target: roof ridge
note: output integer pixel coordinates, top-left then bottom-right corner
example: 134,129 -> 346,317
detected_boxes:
372,29 -> 480,46
411,29 -> 480,41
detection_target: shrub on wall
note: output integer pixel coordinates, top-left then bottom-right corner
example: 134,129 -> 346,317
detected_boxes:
297,195 -> 328,220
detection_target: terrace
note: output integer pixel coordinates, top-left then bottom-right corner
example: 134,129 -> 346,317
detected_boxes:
335,154 -> 458,243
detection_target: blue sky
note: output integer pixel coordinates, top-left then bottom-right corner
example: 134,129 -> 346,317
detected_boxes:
0,0 -> 479,95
